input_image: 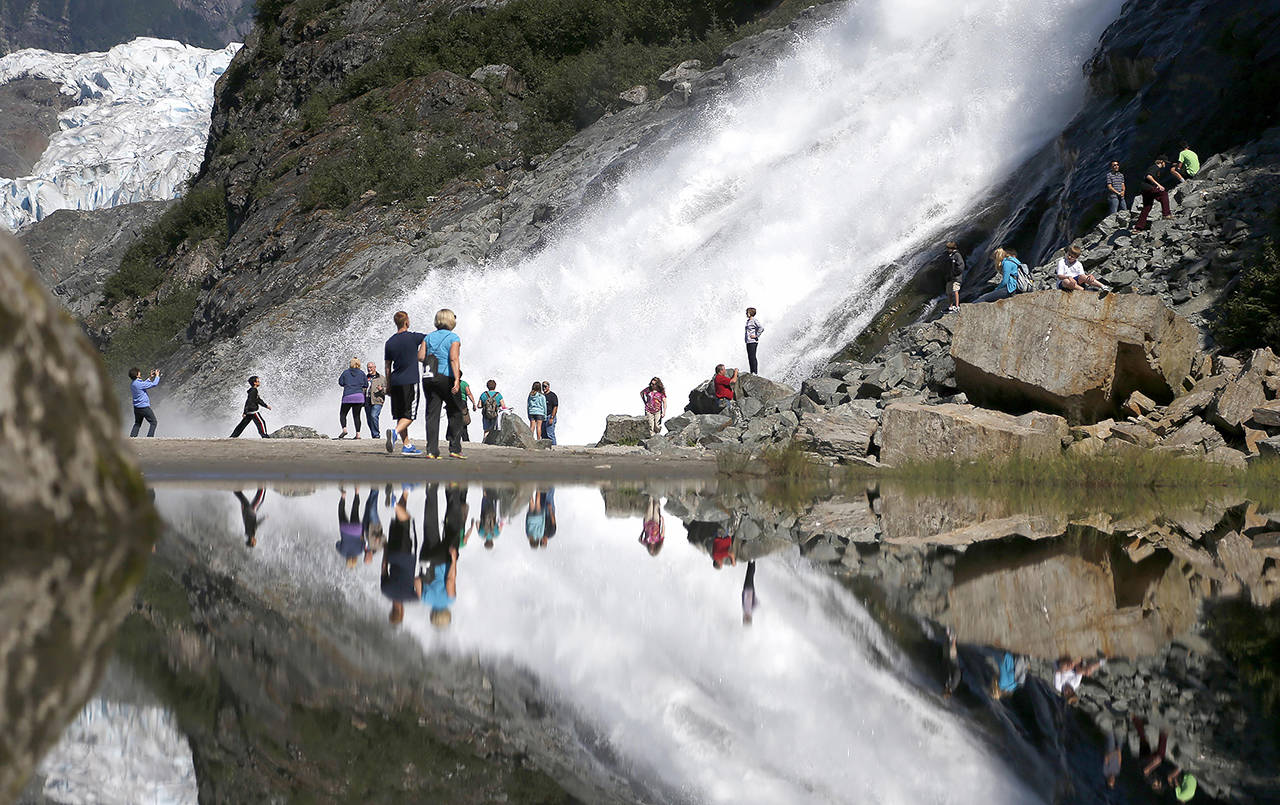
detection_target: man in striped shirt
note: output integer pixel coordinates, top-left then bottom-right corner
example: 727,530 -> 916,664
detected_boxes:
1105,161 -> 1127,215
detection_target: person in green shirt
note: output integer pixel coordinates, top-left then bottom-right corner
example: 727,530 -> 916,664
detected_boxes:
1175,140 -> 1199,182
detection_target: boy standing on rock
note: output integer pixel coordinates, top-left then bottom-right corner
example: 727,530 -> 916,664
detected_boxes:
943,242 -> 964,312
1134,156 -> 1172,231
744,307 -> 764,373
384,310 -> 424,455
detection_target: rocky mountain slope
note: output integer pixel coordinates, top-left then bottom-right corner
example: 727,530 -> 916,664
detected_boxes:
1,0 -> 252,53
0,76 -> 70,177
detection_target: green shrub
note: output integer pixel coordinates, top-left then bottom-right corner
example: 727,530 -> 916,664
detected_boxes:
1215,239 -> 1280,354
1207,598 -> 1280,741
102,184 -> 227,305
103,286 -> 199,376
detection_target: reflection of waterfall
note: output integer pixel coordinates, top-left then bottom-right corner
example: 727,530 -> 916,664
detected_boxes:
256,0 -> 1122,443
32,662 -> 198,805
153,486 -> 1041,803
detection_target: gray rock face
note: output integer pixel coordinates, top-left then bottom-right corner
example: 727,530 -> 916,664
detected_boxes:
793,408 -> 876,462
951,291 -> 1199,423
0,77 -> 74,179
19,201 -> 172,319
878,402 -> 1067,467
483,412 -> 536,448
684,379 -> 722,415
596,414 -> 652,446
268,424 -> 328,439
0,232 -> 158,800
1,0 -> 254,51
736,373 -> 795,405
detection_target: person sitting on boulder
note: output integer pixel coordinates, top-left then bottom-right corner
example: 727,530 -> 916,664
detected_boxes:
975,247 -> 1022,303
1056,245 -> 1109,293
1053,655 -> 1104,704
641,377 -> 667,436
1134,156 -> 1172,231
1173,140 -> 1199,184
713,364 -> 738,412
943,241 -> 964,312
1105,160 -> 1127,215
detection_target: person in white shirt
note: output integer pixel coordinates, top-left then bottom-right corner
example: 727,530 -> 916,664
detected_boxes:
1056,245 -> 1109,293
744,307 -> 764,374
1053,655 -> 1104,703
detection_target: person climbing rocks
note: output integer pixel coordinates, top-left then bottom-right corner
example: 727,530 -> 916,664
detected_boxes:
337,357 -> 368,439
641,377 -> 667,436
1173,140 -> 1199,184
744,307 -> 764,373
1105,160 -> 1127,215
421,308 -> 466,459
975,248 -> 1023,303
230,375 -> 271,438
364,361 -> 386,441
128,366 -> 161,437
713,364 -> 738,413
526,381 -> 547,440
542,381 -> 559,445
384,310 -> 425,456
943,242 -> 964,312
381,489 -> 419,624
478,380 -> 505,436
639,494 -> 664,556
1134,155 -> 1172,231
1056,244 -> 1109,293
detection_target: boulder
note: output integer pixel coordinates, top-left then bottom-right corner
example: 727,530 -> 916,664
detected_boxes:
596,415 -> 652,446
618,85 -> 648,105
878,402 -> 1067,467
798,498 -> 879,543
1209,368 -> 1267,433
736,373 -> 796,405
793,408 -> 876,461
1162,417 -> 1226,453
469,63 -> 526,95
1251,400 -> 1280,428
684,379 -> 721,415
269,424 -> 328,439
483,412 -> 536,448
951,291 -> 1198,423
1257,436 -> 1280,458
0,232 -> 159,798
658,59 -> 702,91
1124,390 -> 1157,417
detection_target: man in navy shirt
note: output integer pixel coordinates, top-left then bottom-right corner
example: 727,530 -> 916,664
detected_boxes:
383,311 -> 424,455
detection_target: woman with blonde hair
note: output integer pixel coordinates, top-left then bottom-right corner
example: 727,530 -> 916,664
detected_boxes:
338,356 -> 369,439
420,308 -> 466,458
975,247 -> 1023,303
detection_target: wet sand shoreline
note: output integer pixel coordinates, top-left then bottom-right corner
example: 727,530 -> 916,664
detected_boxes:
128,438 -> 719,483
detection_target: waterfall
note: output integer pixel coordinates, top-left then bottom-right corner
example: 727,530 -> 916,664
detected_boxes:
216,0 -> 1124,442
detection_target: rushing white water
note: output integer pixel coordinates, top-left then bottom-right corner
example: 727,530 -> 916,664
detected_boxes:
246,0 -> 1122,444
152,485 -> 1041,804
0,37 -> 238,231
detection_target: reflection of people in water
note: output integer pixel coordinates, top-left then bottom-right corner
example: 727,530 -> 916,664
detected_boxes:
711,523 -> 736,569
419,484 -> 466,629
543,487 -> 557,544
362,487 -> 384,560
1103,728 -> 1122,789
1053,655 -> 1104,704
476,487 -> 502,549
233,488 -> 266,547
526,488 -> 552,548
381,490 -> 420,625
639,495 -> 664,556
1132,716 -> 1196,799
942,628 -> 962,698
990,651 -> 1027,700
741,560 -> 758,625
336,486 -> 366,568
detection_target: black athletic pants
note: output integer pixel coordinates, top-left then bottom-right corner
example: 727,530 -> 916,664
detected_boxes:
340,402 -> 362,433
130,406 -> 157,437
422,375 -> 464,456
746,342 -> 759,374
231,412 -> 268,437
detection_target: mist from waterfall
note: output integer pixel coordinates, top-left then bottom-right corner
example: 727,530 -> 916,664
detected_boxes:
234,0 -> 1123,443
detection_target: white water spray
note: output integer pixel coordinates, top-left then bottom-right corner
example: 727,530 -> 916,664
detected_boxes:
212,0 -> 1122,442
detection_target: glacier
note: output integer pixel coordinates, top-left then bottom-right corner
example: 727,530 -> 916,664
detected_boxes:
0,37 -> 239,232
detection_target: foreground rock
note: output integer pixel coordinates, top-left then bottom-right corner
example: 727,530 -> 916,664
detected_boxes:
878,402 -> 1068,467
269,424 -> 327,439
0,232 -> 158,800
596,414 -> 652,447
950,291 -> 1199,423
483,412 -> 538,449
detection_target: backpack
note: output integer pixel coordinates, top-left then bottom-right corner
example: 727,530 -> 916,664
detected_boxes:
482,392 -> 500,420
1012,259 -> 1034,293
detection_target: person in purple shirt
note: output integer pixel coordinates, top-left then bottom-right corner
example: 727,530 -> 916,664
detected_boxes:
336,486 -> 366,568
338,358 -> 368,439
128,366 -> 161,437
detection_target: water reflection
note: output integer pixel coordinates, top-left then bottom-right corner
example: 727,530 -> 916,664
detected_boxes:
34,480 -> 1280,804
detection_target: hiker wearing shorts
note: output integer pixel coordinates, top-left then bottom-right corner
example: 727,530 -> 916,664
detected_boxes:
384,310 -> 425,455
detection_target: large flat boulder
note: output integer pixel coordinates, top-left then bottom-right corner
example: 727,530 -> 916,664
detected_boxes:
596,414 -> 651,446
736,373 -> 795,405
950,291 -> 1198,423
0,233 -> 158,798
794,408 -> 876,461
878,402 -> 1066,467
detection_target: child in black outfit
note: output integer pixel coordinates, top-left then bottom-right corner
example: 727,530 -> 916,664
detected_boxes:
231,376 -> 272,438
